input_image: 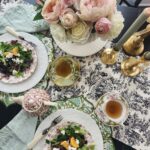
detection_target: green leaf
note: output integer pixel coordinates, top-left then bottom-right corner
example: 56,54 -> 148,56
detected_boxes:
33,11 -> 43,21
45,139 -> 50,144
36,5 -> 43,11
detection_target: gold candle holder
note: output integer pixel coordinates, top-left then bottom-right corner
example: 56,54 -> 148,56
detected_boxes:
100,47 -> 118,65
123,24 -> 150,56
100,8 -> 150,65
121,52 -> 150,77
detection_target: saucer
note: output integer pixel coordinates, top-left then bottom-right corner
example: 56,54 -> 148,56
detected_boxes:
95,92 -> 129,126
49,56 -> 80,87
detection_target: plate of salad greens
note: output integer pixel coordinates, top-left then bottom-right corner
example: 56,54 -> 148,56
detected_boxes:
0,40 -> 37,83
33,109 -> 103,150
0,32 -> 48,93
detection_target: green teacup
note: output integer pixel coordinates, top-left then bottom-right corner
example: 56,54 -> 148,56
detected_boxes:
49,56 -> 80,87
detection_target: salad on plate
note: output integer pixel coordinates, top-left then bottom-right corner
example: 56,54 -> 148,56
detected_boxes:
45,121 -> 95,150
0,40 -> 37,83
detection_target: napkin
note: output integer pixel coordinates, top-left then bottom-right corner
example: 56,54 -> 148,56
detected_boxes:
0,110 -> 38,150
0,3 -> 49,34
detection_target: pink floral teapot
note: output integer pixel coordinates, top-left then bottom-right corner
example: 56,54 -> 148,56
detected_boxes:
12,89 -> 57,116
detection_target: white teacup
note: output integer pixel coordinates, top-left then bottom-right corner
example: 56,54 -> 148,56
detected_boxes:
95,91 -> 129,126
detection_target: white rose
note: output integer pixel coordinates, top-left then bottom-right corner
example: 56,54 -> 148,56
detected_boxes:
60,8 -> 78,29
50,24 -> 67,42
67,21 -> 92,44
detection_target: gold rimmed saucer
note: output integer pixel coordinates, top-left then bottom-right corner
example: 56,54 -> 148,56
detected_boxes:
95,91 -> 129,127
49,56 -> 80,87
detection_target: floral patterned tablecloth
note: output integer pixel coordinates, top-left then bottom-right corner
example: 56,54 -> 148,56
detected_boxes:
0,1 -> 150,150
44,36 -> 150,150
1,33 -> 149,150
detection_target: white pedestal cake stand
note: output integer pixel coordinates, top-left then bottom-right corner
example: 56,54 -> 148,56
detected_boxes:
53,37 -> 108,57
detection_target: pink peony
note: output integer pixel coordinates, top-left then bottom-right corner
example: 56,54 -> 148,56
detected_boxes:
77,0 -> 116,22
60,8 -> 78,29
61,0 -> 75,6
95,17 -> 112,34
42,0 -> 65,23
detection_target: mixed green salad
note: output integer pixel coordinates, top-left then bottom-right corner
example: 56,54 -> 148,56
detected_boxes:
46,123 -> 95,150
0,40 -> 33,77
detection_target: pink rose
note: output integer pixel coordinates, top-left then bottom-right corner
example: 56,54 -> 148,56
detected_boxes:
60,8 -> 78,29
77,0 -> 116,22
61,0 -> 75,6
42,0 -> 65,23
95,18 -> 112,34
36,0 -> 43,5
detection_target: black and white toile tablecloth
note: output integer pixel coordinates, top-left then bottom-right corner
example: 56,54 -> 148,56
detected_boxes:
0,0 -> 150,150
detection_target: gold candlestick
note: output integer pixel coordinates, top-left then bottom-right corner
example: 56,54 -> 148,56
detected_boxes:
100,7 -> 150,65
121,52 -> 150,77
123,24 -> 150,56
100,47 -> 118,65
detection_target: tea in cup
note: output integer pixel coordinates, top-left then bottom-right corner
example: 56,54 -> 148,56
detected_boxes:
49,56 -> 80,87
95,91 -> 129,126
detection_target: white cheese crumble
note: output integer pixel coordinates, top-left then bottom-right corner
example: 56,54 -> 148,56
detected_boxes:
68,146 -> 77,150
12,70 -> 18,75
76,139 -> 79,145
53,148 -> 60,150
12,58 -> 23,64
61,130 -> 65,135
23,47 -> 28,52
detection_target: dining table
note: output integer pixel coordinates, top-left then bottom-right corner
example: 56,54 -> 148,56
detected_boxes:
0,0 -> 150,150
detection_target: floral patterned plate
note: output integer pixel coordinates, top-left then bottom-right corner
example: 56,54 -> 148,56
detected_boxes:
0,32 -> 49,93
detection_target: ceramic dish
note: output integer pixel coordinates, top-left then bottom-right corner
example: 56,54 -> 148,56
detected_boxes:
33,109 -> 103,150
0,32 -> 48,93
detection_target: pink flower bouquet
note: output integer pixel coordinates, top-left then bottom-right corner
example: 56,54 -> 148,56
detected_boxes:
35,0 -> 124,44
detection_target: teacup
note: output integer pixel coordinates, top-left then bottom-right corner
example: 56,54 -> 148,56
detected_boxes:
12,89 -> 57,116
49,56 -> 80,87
95,91 -> 129,126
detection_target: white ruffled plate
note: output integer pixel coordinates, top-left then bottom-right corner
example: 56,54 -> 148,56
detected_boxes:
54,36 -> 107,57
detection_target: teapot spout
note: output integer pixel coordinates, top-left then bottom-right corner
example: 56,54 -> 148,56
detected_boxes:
11,96 -> 24,105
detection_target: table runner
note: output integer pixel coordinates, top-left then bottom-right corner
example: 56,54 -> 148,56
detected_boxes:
0,1 -> 150,150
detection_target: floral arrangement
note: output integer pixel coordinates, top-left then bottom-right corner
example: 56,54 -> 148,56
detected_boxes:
35,0 -> 124,44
